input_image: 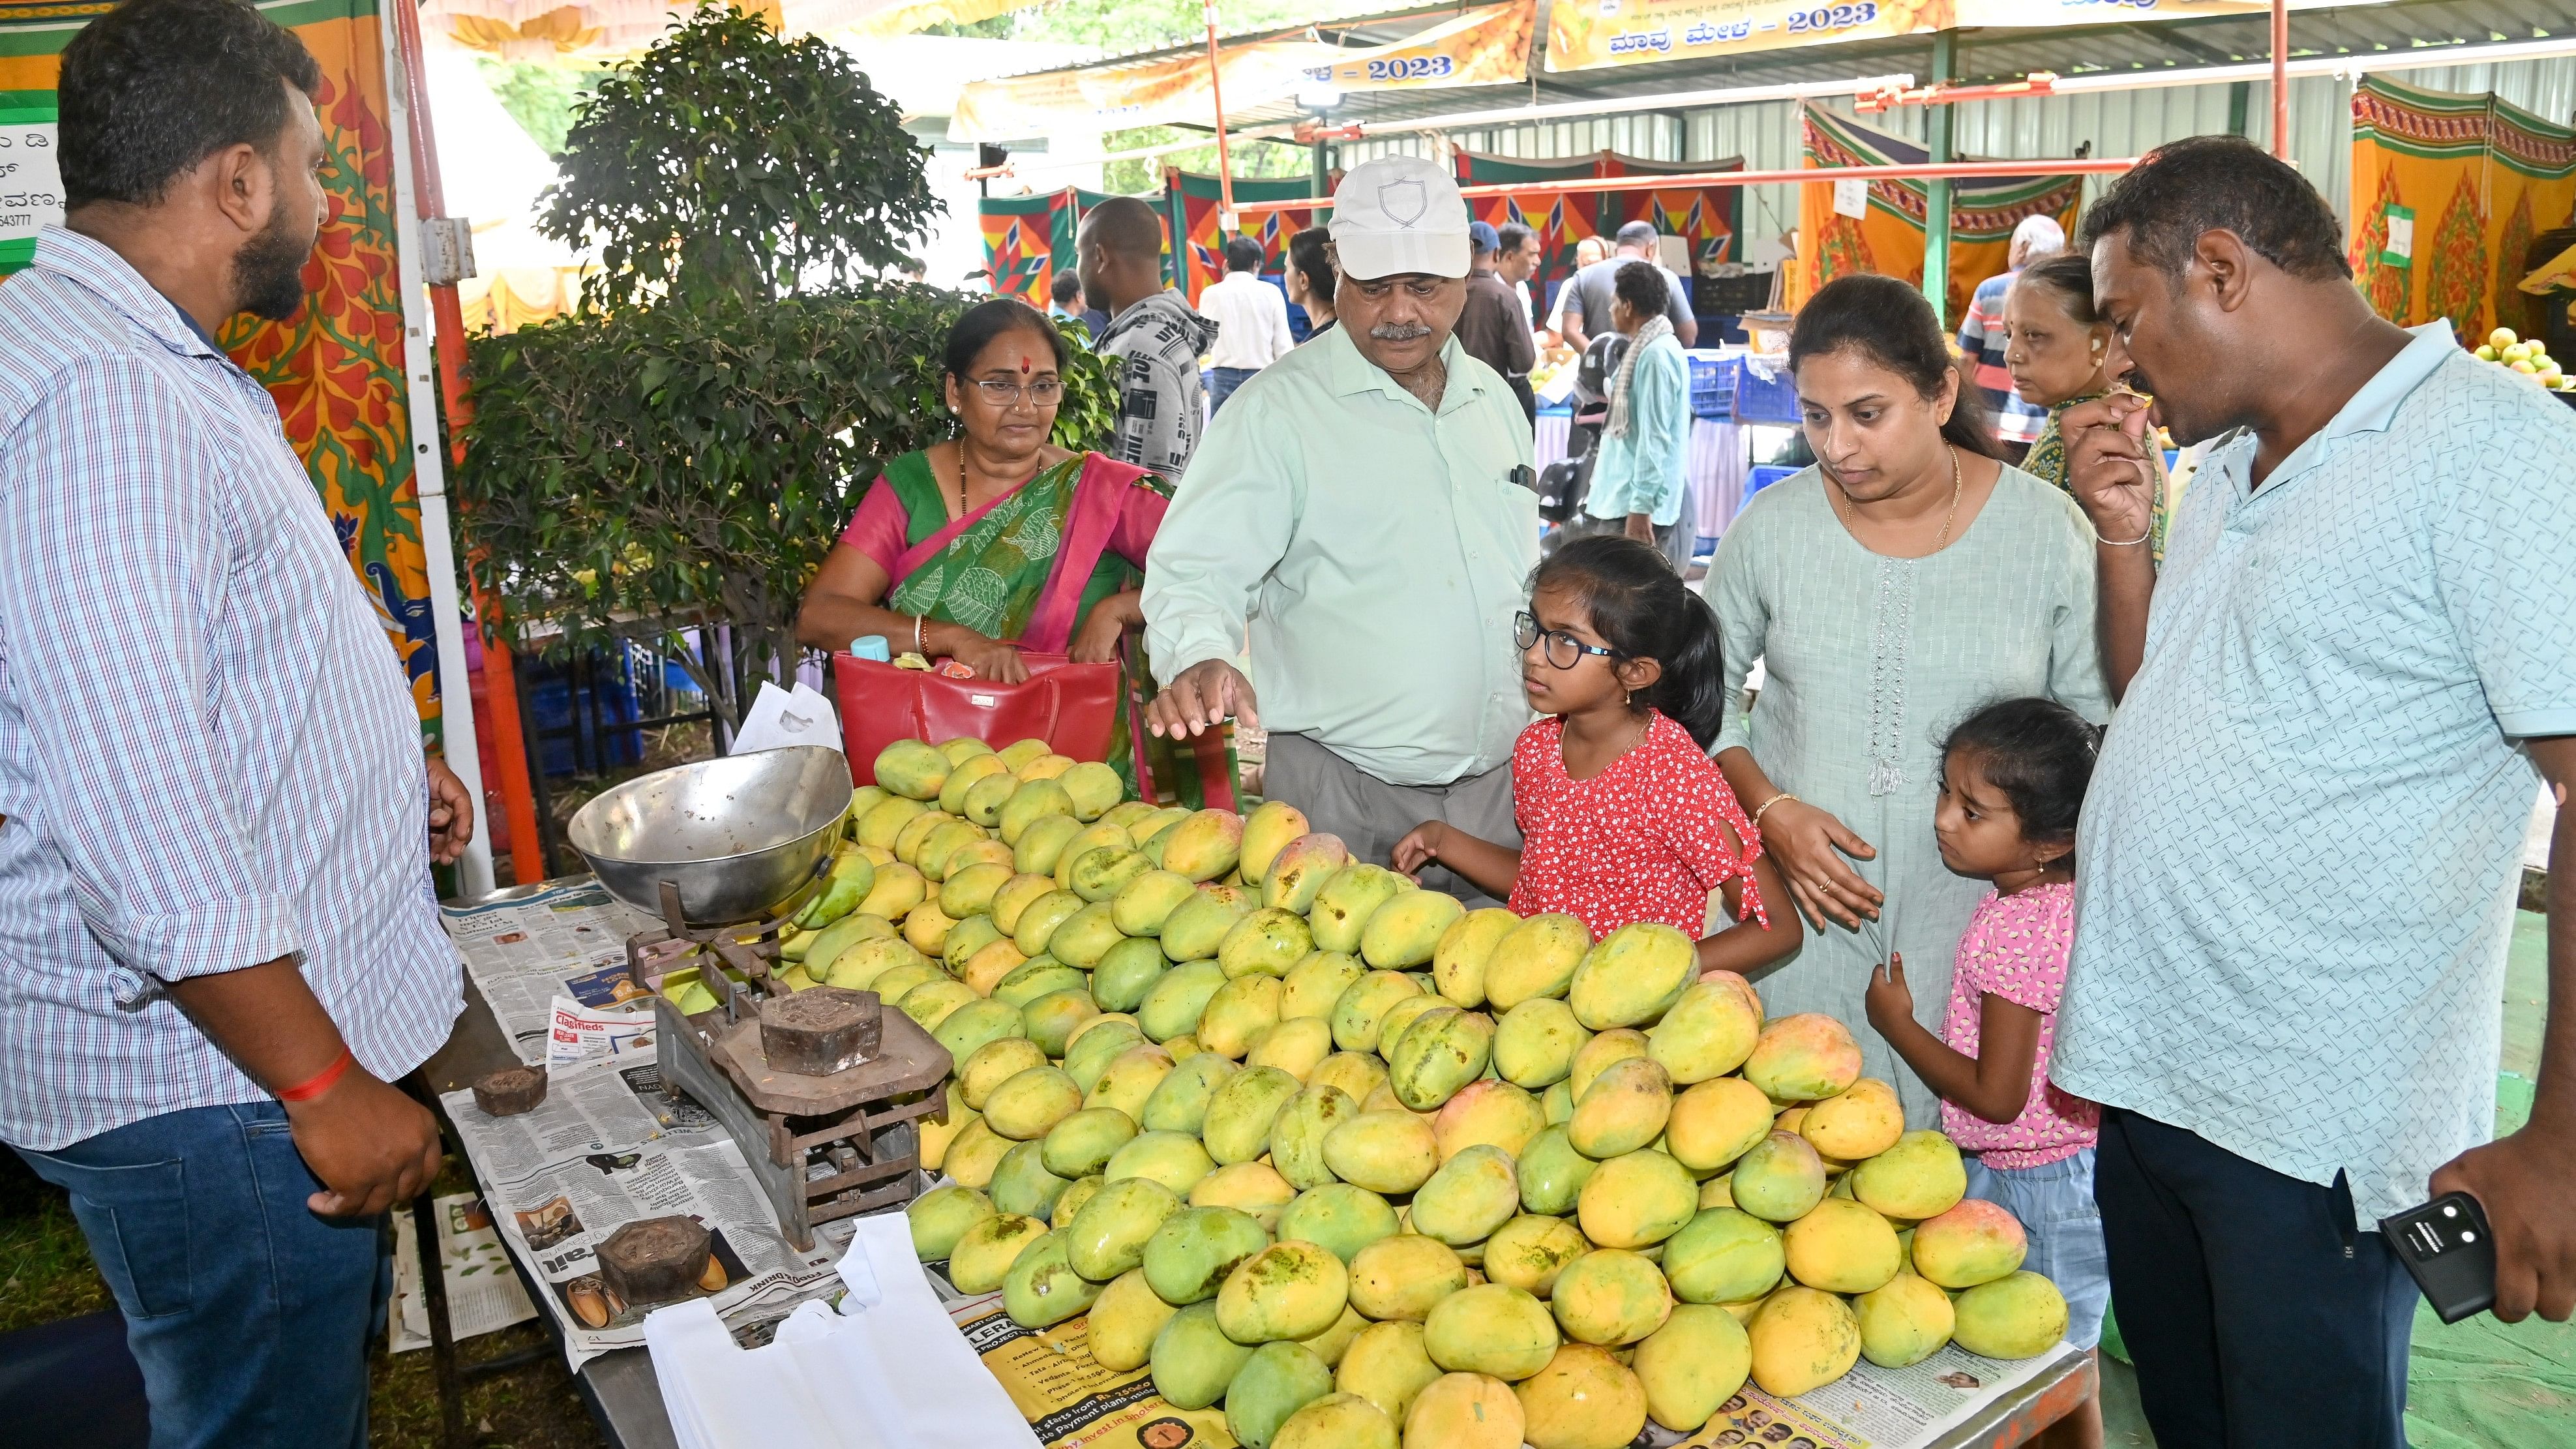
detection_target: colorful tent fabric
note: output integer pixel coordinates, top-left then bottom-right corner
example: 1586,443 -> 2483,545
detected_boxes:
1602,153 -> 1746,273
0,0 -> 444,746
2349,76 -> 2576,342
1166,170 -> 1324,306
1791,104 -> 2084,325
1454,150 -> 1745,318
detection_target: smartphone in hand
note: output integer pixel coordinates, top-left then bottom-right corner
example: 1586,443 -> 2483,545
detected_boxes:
2378,1191 -> 2497,1324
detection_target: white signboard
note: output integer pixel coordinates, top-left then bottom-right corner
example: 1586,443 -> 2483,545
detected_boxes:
0,121 -> 63,246
1833,177 -> 1868,220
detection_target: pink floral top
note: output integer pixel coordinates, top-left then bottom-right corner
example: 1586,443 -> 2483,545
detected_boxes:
1939,882 -> 2099,1168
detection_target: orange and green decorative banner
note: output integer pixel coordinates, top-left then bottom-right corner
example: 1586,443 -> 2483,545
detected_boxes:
1602,153 -> 1746,274
1458,151 -> 1602,305
979,187 -> 1078,305
1791,103 -> 2082,323
1165,170 -> 1321,306
2349,76 -> 2576,340
0,0 -> 442,746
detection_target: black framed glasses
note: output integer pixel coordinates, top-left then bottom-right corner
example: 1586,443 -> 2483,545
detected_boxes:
1515,610 -> 1618,669
969,378 -> 1064,408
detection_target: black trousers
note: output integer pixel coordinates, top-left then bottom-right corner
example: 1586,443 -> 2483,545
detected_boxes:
1506,372 -> 1536,424
2095,1107 -> 2421,1449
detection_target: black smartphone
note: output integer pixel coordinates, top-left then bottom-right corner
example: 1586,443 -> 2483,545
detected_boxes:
2378,1191 -> 2497,1324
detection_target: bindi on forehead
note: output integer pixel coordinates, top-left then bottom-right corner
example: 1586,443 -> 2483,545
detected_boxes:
1019,355 -> 1032,372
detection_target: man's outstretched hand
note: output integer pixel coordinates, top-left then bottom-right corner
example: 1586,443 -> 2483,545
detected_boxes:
1146,659 -> 1259,739
2430,1115 -> 2576,1322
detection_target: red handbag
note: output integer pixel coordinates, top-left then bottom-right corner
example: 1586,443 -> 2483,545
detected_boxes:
833,651 -> 1120,784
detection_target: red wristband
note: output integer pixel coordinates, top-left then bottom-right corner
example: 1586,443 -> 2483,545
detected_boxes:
277,1047 -> 355,1103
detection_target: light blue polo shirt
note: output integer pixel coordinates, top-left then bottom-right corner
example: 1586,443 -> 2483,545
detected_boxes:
2054,323 -> 2576,1224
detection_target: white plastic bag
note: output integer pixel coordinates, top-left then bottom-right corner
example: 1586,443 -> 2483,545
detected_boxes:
728,680 -> 844,757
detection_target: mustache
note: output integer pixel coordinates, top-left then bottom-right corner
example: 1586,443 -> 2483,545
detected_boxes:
1368,323 -> 1433,341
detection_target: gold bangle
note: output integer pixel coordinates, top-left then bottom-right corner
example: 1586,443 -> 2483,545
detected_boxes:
1750,792 -> 1798,831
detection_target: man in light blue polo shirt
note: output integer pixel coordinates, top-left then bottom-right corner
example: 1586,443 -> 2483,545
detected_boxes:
2053,136 -> 2576,1448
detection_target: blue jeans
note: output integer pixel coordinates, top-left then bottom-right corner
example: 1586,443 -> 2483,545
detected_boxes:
1962,1146 -> 2111,1349
15,1101 -> 389,1449
1207,365 -> 1257,416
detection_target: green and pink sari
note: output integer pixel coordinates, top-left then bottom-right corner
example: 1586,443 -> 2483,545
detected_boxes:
838,449 -> 1233,805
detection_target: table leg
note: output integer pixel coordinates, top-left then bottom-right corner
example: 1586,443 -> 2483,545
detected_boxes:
412,1188 -> 469,1449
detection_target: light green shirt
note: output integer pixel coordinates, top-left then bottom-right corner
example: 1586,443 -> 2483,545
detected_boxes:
1586,333 -> 1691,527
1143,325 -> 1538,786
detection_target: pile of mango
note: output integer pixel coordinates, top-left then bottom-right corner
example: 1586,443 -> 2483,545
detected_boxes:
780,737 -> 2065,1449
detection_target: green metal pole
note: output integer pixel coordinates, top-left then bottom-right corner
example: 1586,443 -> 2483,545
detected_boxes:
1923,29 -> 1957,329
2227,81 -> 2252,137
1313,138 -> 1330,198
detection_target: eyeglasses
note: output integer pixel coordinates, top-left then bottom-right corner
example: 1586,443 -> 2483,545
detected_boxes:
1515,611 -> 1618,669
968,378 -> 1064,408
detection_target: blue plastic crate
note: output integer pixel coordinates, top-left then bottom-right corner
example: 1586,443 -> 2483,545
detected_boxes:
1687,353 -> 1737,421
1745,465 -> 1801,501
1733,357 -> 1801,425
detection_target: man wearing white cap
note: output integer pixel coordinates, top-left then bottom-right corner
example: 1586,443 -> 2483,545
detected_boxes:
1139,155 -> 1537,900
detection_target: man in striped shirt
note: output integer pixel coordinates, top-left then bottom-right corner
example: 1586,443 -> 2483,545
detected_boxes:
0,2 -> 472,1441
1956,214 -> 2063,460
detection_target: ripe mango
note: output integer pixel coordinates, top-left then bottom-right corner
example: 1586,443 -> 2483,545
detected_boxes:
984,1064 -> 1084,1141
1850,1129 -> 1967,1220
959,769 -> 1020,828
1192,1161 -> 1296,1232
1645,975 -> 1763,1084
1199,974 -> 1286,1059
1019,987 -> 1098,1058
1010,888 -> 1085,957
1373,993 -> 1445,1054
1481,1214 -> 1589,1299
1090,935 -> 1172,1013
856,794 -> 930,852
1423,1283 -> 1559,1380
1086,1043 -> 1176,1120
1063,1012 -> 1139,1068
1516,1125 -> 1600,1216
1361,889 -> 1464,970
1272,1392 -> 1395,1449
1347,1232 -> 1469,1321
1664,1076 -> 1776,1173
1568,1057 -> 1675,1159
1433,1079 -> 1547,1162
1323,1111 -> 1439,1195
1743,1013 -> 1865,1102
994,738 -> 1050,771
1409,1144 -> 1520,1247
1308,864 -> 1409,953
1566,921 -> 1697,1030
1575,1150 -> 1698,1249
1137,958 -> 1227,1043
893,808 -> 953,869
1431,907 -> 1521,1008
857,957 -> 940,1002
852,859 -> 927,922
1046,899 -> 1124,970
873,739 -> 949,801
1748,1285 -> 1861,1397
1566,1028 -> 1650,1103
989,1139 -> 1074,1221
1493,998 -> 1591,1089
1950,1270 -> 2067,1359
1299,1304 -> 1369,1368
1160,884 -> 1257,961
942,1116 -> 1013,1191
1783,1197 -> 1902,1294
1261,833 -> 1351,912
1248,1016 -> 1334,1079
1161,809 -> 1245,882
935,737 -> 995,766
1112,869 -> 1198,937
1803,1077 -> 1904,1161
1337,1321 -> 1442,1422
1017,753 -> 1077,783
934,997 -> 1025,1066
1662,1206 -> 1786,1305
1854,1270 -> 1954,1367
1238,800 -> 1310,886
959,1035 -> 1048,1110
781,906 -> 891,967
1515,1344 -> 1647,1449
1218,1239 -> 1349,1345
1058,760 -> 1123,821
1105,1130 -> 1216,1200
941,912 -> 1006,978
1549,1247 -> 1672,1346
1220,907 -> 1314,979
1099,798 -> 1159,831
938,752 -> 1010,816
1011,813 -> 1085,878
1310,1050 -> 1388,1105
1050,1173 -> 1105,1232
986,873 -> 1058,936
1278,1182 -> 1400,1265
793,851 -> 876,931
848,784 -> 890,824
896,977 -> 976,1030
1272,1083 -> 1362,1189
1911,1199 -> 2028,1288
964,940 -> 1035,997
997,778 -> 1077,846
1068,844 -> 1151,903
1329,970 -> 1424,1054
947,1210 -> 1047,1294
1633,1304 -> 1751,1432
915,820 -> 987,883
1731,1130 -> 1828,1223
950,837 -> 1017,880
1483,913 -> 1593,1011
1141,1049 -> 1237,1135
1088,1268 -> 1179,1372
1382,1006 -> 1493,1112
1203,1064 -> 1302,1165
1405,1371 -> 1525,1449
906,1183 -> 995,1262
1064,1175 -> 1183,1281
1150,1301 -> 1255,1409
1144,1204 -> 1271,1306
1226,1341 -> 1334,1449
1041,1106 -> 1139,1180
901,901 -> 958,958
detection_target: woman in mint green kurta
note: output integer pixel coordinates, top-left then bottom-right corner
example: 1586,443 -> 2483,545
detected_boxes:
1705,275 -> 2110,1128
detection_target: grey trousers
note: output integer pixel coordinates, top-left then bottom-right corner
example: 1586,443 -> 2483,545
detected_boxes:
1262,732 -> 1521,908
1557,479 -> 1699,575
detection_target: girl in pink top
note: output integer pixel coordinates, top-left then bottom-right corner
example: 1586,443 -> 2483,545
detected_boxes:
1865,697 -> 2107,1449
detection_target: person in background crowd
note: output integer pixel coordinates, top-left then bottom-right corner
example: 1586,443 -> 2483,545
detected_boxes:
1079,195 -> 1217,476
1958,213 -> 2063,461
2051,135 -> 2576,1448
2005,252 -> 2170,563
1142,156 -> 1536,903
1285,224 -> 1336,340
1197,233 -> 1293,417
1703,272 -> 2110,1129
1561,219 -> 1696,351
1458,219 -> 1538,425
1568,260 -> 1696,573
1543,233 -> 1609,345
0,1 -> 478,1441
1497,220 -> 1542,331
1046,268 -> 1085,326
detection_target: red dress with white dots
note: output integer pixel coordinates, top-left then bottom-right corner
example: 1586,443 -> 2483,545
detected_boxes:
1506,710 -> 1769,940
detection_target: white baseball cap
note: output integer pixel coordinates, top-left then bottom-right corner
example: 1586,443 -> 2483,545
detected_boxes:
1328,155 -> 1470,281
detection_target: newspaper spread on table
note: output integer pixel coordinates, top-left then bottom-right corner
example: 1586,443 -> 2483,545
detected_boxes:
442,880 -> 858,1370
389,1191 -> 539,1352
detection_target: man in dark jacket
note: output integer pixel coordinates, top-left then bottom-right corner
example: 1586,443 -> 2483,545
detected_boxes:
1456,220 -> 1537,425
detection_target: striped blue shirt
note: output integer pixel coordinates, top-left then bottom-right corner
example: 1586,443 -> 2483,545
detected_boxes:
0,228 -> 459,1150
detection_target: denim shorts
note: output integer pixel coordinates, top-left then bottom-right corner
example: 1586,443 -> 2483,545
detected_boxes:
1962,1146 -> 2110,1350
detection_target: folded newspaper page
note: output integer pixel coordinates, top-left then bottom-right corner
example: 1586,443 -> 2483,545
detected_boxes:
389,1191 -> 538,1352
443,878 -> 663,1064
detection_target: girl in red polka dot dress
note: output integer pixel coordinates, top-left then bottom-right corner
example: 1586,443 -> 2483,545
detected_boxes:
1394,535 -> 1799,978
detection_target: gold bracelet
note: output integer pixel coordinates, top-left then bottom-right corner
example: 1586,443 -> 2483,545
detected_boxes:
1750,792 -> 1798,831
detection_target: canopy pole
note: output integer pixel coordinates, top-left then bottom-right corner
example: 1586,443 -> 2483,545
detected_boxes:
2270,0 -> 2290,158
1204,1 -> 1240,234
1922,29 -> 1956,329
1231,157 -> 2140,218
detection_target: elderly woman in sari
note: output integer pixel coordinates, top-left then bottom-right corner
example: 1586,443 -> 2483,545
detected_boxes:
798,297 -> 1203,798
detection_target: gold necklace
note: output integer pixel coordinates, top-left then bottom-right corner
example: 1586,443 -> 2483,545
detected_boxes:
954,443 -> 970,520
1830,445 -> 1964,555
